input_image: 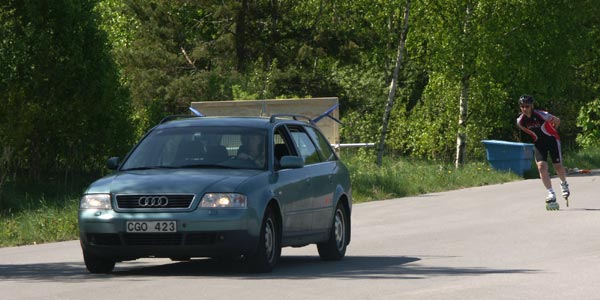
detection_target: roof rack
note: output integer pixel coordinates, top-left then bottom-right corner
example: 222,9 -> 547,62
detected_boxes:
269,114 -> 313,124
159,114 -> 201,124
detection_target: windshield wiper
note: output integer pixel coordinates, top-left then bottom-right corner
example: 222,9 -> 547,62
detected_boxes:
121,166 -> 177,171
177,164 -> 237,169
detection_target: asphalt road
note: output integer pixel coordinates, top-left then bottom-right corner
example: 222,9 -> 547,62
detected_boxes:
1,173 -> 599,300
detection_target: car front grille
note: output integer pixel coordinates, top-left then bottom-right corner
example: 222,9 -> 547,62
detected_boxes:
116,194 -> 195,209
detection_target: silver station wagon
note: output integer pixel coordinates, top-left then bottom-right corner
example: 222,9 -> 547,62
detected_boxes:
79,114 -> 352,273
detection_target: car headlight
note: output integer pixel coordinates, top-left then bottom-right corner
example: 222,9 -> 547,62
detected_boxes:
200,193 -> 247,209
80,194 -> 112,210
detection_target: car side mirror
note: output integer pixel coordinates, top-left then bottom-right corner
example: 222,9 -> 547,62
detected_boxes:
279,156 -> 304,169
106,157 -> 120,170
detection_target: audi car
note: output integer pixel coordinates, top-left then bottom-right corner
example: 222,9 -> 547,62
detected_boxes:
78,114 -> 352,273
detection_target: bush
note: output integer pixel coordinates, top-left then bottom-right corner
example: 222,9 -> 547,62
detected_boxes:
576,98 -> 600,149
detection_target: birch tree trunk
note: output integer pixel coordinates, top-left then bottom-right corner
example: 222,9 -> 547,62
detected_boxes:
455,74 -> 469,168
454,2 -> 473,168
377,0 -> 411,166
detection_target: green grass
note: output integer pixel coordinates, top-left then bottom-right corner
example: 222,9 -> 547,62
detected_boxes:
1,148 -> 599,247
0,196 -> 79,247
563,148 -> 600,170
0,175 -> 91,247
345,155 -> 521,203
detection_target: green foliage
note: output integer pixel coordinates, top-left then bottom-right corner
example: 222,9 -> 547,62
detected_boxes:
2,0 -> 600,215
0,0 -> 134,185
336,61 -> 388,144
0,171 -> 92,245
576,98 -> 600,149
0,197 -> 79,247
563,148 -> 600,171
344,146 -> 600,204
389,73 -> 459,160
384,0 -> 600,161
343,151 -> 521,203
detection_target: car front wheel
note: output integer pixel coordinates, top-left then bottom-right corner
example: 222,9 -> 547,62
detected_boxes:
83,249 -> 116,274
247,208 -> 281,273
317,202 -> 348,260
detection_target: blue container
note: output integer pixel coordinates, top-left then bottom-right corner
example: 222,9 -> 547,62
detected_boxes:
481,140 -> 534,176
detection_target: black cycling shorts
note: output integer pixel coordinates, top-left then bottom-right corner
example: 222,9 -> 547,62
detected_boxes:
534,136 -> 562,163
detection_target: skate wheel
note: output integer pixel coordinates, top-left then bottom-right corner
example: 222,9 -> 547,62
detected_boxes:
546,202 -> 559,211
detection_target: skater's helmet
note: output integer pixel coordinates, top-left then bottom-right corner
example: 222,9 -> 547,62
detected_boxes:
519,95 -> 534,105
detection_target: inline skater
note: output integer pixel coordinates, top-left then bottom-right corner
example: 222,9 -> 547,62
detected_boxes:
516,95 -> 570,210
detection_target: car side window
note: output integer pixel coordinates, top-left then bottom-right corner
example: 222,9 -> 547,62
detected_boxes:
288,126 -> 321,165
273,129 -> 290,159
305,126 -> 336,161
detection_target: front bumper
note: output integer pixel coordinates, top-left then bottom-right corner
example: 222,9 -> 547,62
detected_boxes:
79,208 -> 260,260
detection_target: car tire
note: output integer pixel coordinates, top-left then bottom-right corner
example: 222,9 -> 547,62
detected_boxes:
247,208 -> 280,273
317,202 -> 348,260
83,250 -> 116,274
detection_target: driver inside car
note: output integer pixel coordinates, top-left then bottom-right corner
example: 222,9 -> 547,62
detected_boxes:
237,134 -> 266,168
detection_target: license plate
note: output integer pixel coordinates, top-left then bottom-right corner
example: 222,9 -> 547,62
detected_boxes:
126,221 -> 177,233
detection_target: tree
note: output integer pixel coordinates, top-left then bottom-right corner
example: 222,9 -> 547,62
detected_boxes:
0,0 -> 133,182
94,0 -> 600,163
453,2 -> 474,168
377,0 -> 411,166
389,0 -> 600,162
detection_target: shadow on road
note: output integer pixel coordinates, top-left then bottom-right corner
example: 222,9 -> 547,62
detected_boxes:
557,208 -> 600,212
0,255 -> 538,281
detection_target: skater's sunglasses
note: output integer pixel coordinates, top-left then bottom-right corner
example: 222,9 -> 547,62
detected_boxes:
520,105 -> 532,108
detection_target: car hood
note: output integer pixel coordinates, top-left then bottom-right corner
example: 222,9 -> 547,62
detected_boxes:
85,168 -> 264,195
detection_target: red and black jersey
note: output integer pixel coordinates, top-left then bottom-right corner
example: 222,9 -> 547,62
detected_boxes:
516,109 -> 560,143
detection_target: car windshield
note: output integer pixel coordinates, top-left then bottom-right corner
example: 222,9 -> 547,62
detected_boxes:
121,126 -> 268,171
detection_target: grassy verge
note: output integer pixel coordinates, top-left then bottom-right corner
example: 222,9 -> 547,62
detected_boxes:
563,147 -> 600,170
0,175 -> 92,247
345,154 -> 521,203
0,197 -> 79,247
1,149 -> 598,247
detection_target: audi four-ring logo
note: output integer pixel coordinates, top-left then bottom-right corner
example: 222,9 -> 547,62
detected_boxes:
138,196 -> 169,207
